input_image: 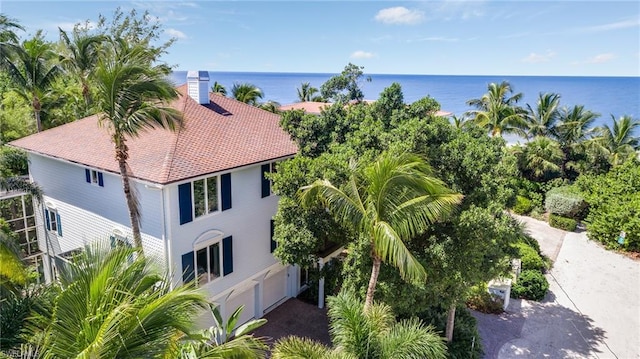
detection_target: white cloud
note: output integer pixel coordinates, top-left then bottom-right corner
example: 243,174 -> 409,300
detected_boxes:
350,51 -> 375,59
166,28 -> 188,39
375,7 -> 425,25
581,19 -> 639,33
522,50 -> 556,63
586,53 -> 615,64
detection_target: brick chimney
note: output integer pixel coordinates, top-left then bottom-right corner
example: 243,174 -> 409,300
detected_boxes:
186,70 -> 210,104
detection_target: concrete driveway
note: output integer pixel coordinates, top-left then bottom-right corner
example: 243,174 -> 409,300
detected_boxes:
475,215 -> 640,359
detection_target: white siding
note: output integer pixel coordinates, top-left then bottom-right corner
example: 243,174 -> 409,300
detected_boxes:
168,164 -> 282,298
29,154 -> 166,266
263,268 -> 287,314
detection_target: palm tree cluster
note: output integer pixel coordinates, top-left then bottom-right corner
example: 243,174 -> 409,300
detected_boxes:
272,291 -> 448,359
464,81 -> 639,180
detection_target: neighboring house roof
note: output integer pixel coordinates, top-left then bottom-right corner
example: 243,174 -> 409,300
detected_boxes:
279,101 -> 453,118
10,85 -> 298,185
278,102 -> 331,115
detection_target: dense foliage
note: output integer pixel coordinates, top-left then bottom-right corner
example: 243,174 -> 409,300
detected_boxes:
511,269 -> 549,301
544,186 -> 587,219
575,160 -> 640,250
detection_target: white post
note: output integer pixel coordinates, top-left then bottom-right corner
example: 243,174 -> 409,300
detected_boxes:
318,258 -> 325,309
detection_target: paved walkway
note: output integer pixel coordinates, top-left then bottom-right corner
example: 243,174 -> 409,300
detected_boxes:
474,215 -> 640,359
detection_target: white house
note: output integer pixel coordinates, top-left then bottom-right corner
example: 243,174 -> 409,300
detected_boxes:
10,71 -> 302,326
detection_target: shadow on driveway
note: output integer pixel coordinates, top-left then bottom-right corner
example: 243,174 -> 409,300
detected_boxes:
252,298 -> 331,348
473,291 -> 607,359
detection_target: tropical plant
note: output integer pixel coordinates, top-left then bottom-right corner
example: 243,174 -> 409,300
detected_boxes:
211,81 -> 227,96
515,136 -> 563,181
465,81 -> 526,138
0,32 -> 63,132
271,291 -> 447,359
299,151 -> 462,310
32,242 -> 207,358
320,63 -> 371,103
93,38 -> 182,249
525,92 -> 561,139
554,105 -> 600,176
231,82 -> 263,106
0,222 -> 27,290
259,100 -> 281,114
0,13 -> 24,43
296,82 -> 323,102
593,115 -> 640,166
58,27 -> 106,107
178,304 -> 268,359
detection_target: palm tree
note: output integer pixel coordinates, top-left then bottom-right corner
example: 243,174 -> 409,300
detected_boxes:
271,291 -> 447,359
516,136 -> 563,180
33,242 -> 207,358
593,115 -> 640,166
296,82 -> 323,102
259,100 -> 281,114
211,81 -> 227,96
299,152 -> 462,311
554,105 -> 599,176
178,304 -> 268,359
0,228 -> 28,289
0,13 -> 24,43
58,28 -> 106,108
525,92 -> 561,139
0,32 -> 63,132
93,38 -> 182,249
466,81 -> 526,138
231,82 -> 263,106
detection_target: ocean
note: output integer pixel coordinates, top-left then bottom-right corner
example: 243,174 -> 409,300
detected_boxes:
170,71 -> 639,129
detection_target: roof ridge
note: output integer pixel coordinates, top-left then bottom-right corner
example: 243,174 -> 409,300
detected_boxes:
159,93 -> 187,183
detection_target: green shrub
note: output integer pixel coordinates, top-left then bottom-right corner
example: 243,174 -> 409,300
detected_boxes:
576,161 -> 640,251
512,195 -> 533,215
465,284 -> 503,314
511,270 -> 549,301
417,306 -> 483,359
549,214 -> 577,231
545,186 -> 587,219
513,242 -> 546,272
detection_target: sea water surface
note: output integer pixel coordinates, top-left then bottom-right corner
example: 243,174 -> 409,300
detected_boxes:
170,71 -> 639,129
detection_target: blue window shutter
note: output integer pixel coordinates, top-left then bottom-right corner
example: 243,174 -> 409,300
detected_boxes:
85,169 -> 91,183
261,164 -> 271,198
110,235 -> 116,248
56,213 -> 62,236
270,219 -> 277,253
221,174 -> 232,211
223,236 -> 233,275
178,183 -> 193,224
181,252 -> 195,283
98,172 -> 104,187
44,209 -> 50,230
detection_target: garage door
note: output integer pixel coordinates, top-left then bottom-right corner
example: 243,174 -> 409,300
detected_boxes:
226,287 -> 255,326
263,269 -> 287,314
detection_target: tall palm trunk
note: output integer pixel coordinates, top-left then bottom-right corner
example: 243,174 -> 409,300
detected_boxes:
364,255 -> 382,311
33,96 -> 42,132
445,304 -> 456,342
115,140 -> 142,251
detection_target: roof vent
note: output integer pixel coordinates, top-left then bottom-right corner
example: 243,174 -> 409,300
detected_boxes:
186,70 -> 210,104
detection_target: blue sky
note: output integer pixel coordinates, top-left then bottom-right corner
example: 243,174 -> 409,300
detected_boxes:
2,1 -> 639,76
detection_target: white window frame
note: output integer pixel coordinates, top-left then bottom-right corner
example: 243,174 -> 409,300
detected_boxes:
192,175 -> 220,219
193,241 -> 222,286
89,169 -> 102,186
46,207 -> 58,233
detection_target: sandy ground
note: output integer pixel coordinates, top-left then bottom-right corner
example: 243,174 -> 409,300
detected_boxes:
474,215 -> 640,359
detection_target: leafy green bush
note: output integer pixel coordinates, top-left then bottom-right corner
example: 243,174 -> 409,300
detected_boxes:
417,305 -> 483,359
511,270 -> 549,301
545,186 -> 587,219
512,195 -> 533,215
513,242 -> 546,272
465,284 -> 503,314
549,214 -> 577,231
576,161 -> 640,251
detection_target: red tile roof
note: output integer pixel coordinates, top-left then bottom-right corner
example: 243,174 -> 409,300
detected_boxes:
10,85 -> 298,184
278,102 -> 332,115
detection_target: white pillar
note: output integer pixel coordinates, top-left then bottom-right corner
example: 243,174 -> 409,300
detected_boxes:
318,258 -> 325,309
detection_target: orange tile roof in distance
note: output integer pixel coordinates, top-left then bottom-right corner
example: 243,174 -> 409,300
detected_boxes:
10,85 -> 298,185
